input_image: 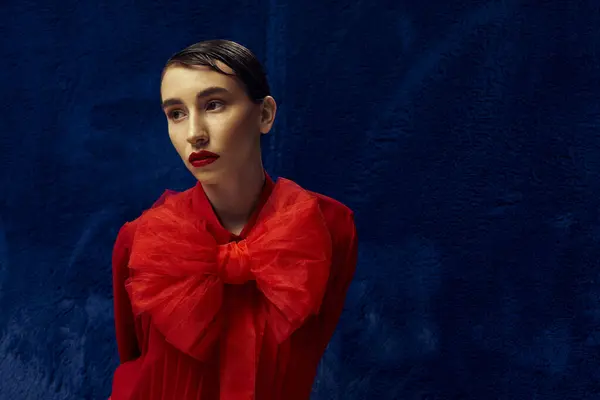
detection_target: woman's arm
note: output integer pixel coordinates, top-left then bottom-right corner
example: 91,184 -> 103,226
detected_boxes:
281,209 -> 358,399
318,212 -> 358,346
112,221 -> 141,362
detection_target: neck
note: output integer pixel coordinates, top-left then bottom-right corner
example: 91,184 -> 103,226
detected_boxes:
202,159 -> 265,235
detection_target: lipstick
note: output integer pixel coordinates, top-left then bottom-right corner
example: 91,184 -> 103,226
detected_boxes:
188,150 -> 219,168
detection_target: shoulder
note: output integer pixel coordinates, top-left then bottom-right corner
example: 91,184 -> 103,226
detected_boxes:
311,190 -> 353,224
114,187 -> 194,247
307,189 -> 356,250
276,177 -> 356,252
279,178 -> 355,237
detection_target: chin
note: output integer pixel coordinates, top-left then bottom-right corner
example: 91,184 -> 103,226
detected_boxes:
188,167 -> 220,185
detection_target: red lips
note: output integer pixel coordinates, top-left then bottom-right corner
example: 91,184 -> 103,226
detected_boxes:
189,150 -> 219,168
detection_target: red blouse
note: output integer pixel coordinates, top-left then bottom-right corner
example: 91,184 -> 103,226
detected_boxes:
110,175 -> 358,400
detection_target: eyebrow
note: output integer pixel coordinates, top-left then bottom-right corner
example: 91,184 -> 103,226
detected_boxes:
161,86 -> 231,109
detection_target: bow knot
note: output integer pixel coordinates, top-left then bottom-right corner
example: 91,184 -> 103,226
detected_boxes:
217,240 -> 254,284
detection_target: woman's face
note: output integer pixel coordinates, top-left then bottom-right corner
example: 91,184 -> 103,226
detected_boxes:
160,62 -> 274,184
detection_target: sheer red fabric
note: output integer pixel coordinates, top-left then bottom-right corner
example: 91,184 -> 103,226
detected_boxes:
110,175 -> 357,400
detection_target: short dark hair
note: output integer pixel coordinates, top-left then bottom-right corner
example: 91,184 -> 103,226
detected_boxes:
163,39 -> 271,103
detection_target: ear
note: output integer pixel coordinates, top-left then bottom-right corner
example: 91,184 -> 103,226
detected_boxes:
259,96 -> 277,135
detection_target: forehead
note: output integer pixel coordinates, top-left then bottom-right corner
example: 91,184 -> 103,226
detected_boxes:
160,63 -> 241,99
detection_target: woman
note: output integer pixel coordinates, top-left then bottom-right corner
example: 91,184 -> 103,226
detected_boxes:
110,39 -> 358,400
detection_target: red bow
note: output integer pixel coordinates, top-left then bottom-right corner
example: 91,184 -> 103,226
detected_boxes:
126,179 -> 332,398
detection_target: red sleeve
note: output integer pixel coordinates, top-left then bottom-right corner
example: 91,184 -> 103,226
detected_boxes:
316,211 -> 358,346
112,221 -> 140,363
281,210 -> 358,399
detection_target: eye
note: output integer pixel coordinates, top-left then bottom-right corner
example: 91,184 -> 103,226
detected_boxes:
167,109 -> 186,121
205,100 -> 225,111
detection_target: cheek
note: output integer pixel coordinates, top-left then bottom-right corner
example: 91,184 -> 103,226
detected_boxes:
215,108 -> 260,145
168,127 -> 187,155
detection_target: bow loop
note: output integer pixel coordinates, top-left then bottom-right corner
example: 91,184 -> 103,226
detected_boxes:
217,240 -> 254,284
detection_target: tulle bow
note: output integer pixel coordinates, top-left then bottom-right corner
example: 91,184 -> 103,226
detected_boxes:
126,178 -> 332,398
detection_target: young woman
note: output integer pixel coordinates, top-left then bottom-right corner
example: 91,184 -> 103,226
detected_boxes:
110,39 -> 358,400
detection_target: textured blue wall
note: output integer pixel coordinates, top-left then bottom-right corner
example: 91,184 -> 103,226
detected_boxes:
1,1 -> 600,399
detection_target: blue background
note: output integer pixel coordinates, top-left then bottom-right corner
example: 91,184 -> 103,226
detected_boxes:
1,1 -> 600,399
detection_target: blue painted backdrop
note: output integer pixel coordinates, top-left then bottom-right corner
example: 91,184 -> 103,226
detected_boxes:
1,1 -> 600,399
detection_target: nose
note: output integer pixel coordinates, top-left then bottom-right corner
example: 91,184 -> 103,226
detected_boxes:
186,112 -> 208,146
